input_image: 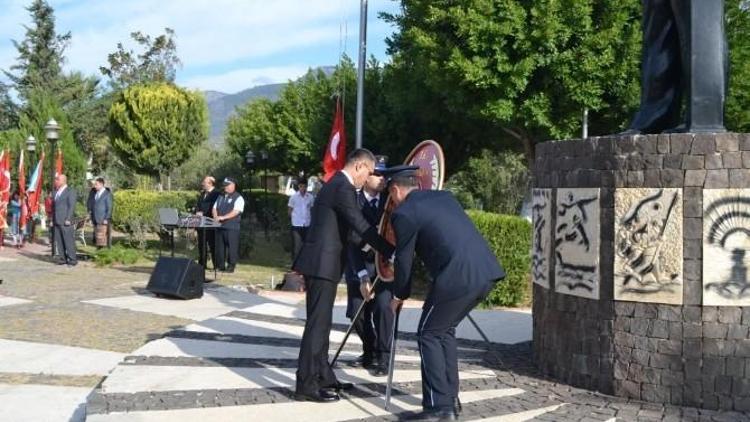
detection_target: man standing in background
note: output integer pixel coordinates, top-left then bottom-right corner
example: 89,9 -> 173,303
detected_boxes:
212,177 -> 244,273
345,155 -> 393,375
53,174 -> 77,267
196,176 -> 220,268
88,177 -> 112,249
287,178 -> 314,265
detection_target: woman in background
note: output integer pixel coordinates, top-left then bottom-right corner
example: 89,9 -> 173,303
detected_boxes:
9,191 -> 22,248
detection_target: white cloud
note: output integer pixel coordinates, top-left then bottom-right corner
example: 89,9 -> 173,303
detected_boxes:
0,0 -> 399,90
179,65 -> 311,94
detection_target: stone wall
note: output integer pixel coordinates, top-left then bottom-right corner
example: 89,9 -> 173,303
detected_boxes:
532,133 -> 750,411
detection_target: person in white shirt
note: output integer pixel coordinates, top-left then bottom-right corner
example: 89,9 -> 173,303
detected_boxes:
288,179 -> 315,265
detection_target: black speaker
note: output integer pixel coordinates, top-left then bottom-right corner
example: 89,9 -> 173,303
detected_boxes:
147,257 -> 204,300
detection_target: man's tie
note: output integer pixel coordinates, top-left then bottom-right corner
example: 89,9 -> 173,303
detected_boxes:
369,198 -> 378,209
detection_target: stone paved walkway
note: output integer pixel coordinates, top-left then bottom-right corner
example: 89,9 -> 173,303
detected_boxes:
2,243 -> 750,421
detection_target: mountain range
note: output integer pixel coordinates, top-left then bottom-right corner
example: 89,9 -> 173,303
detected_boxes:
204,66 -> 336,147
204,83 -> 285,147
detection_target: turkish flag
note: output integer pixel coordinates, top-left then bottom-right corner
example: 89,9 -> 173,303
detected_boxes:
0,150 -> 10,230
322,98 -> 346,182
27,152 -> 44,216
18,151 -> 27,232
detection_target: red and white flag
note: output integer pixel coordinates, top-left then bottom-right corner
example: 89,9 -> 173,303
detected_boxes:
322,98 -> 347,182
27,152 -> 44,216
18,151 -> 27,232
54,148 -> 63,178
0,150 -> 10,230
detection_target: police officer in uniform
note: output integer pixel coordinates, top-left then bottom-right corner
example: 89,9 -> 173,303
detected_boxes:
196,176 -> 220,268
345,155 -> 393,375
386,166 -> 505,421
212,177 -> 244,273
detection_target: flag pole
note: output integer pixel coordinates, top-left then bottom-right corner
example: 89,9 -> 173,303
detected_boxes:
355,0 -> 367,149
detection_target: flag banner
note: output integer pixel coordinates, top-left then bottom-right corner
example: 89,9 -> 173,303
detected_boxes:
27,152 -> 45,216
0,150 -> 10,230
55,148 -> 63,178
18,151 -> 27,231
322,98 -> 347,182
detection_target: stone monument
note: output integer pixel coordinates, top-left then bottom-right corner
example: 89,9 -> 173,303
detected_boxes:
532,1 -> 750,412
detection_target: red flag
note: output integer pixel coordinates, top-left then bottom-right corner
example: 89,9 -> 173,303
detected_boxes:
18,151 -> 27,231
0,150 -> 9,204
0,150 -> 10,230
322,98 -> 347,182
27,152 -> 44,216
55,148 -> 63,178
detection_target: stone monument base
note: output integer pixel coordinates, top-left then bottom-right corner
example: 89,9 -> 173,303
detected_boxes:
532,133 -> 750,411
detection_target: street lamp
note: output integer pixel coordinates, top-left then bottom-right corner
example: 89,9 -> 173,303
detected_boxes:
45,118 -> 60,256
26,135 -> 36,152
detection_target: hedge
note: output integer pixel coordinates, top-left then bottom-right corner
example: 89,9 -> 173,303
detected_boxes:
466,210 -> 532,307
112,190 -> 197,234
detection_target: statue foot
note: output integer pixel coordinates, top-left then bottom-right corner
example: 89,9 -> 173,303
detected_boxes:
662,124 -> 687,134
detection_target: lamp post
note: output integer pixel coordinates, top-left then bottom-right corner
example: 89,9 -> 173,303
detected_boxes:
260,149 -> 269,241
45,119 -> 60,256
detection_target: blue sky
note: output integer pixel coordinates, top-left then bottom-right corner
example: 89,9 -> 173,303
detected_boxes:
0,0 -> 400,94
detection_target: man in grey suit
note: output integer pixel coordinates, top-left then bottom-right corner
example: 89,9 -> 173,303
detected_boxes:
88,177 -> 112,249
53,174 -> 77,266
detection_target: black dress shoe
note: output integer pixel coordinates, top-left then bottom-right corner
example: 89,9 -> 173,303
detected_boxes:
405,408 -> 458,421
323,381 -> 353,391
294,389 -> 340,402
353,353 -> 373,367
373,356 -> 389,377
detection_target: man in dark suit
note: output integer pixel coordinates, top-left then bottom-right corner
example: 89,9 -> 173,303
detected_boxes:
195,176 -> 220,268
386,166 -> 505,421
625,0 -> 727,134
88,177 -> 112,249
293,148 -> 394,403
344,155 -> 393,375
53,174 -> 77,267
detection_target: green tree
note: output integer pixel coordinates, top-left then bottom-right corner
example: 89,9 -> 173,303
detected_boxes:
108,83 -> 208,190
0,83 -> 18,131
446,150 -> 529,214
226,60 -> 357,176
383,0 -> 643,163
3,0 -> 71,104
19,90 -> 87,190
727,0 -> 750,133
100,28 -> 181,90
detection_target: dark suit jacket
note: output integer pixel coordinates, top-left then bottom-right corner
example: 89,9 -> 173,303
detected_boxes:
293,171 -> 394,283
53,186 -> 77,226
390,190 -> 506,300
346,190 -> 387,281
90,188 -> 112,224
196,189 -> 220,215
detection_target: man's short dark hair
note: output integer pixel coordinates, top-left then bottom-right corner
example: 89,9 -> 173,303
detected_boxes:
298,178 -> 308,186
95,177 -> 105,184
346,148 -> 376,165
390,174 -> 420,189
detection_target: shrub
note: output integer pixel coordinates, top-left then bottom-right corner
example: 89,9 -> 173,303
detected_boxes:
94,245 -> 142,267
112,190 -> 197,236
467,210 -> 532,307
